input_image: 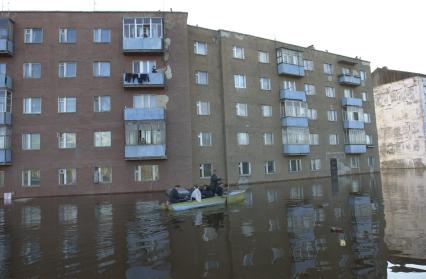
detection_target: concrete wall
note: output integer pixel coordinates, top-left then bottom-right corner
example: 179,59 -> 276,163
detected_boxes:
374,77 -> 426,168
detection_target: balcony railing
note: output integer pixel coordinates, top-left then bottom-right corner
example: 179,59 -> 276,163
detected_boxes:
281,116 -> 309,127
123,37 -> 163,53
343,120 -> 364,129
0,74 -> 12,90
124,107 -> 165,121
0,148 -> 11,164
123,72 -> 165,88
341,97 -> 362,107
280,89 -> 306,102
125,144 -> 166,160
0,112 -> 11,125
0,39 -> 13,56
338,74 -> 361,86
283,144 -> 310,155
277,63 -> 305,77
344,144 -> 367,154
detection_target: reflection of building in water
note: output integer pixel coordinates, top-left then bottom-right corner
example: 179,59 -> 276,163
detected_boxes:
0,208 -> 9,278
287,202 -> 316,275
22,206 -> 41,226
95,202 -> 114,274
382,170 -> 426,262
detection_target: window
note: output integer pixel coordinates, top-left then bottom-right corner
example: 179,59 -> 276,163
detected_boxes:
341,67 -> 350,75
123,17 -> 163,39
304,84 -> 316,95
362,92 -> 368,102
58,97 -> 76,113
199,163 -> 212,178
24,28 -> 43,43
310,159 -> 321,171
134,165 -> 159,182
360,70 -> 366,81
350,157 -> 360,168
307,108 -> 317,120
198,132 -> 212,146
277,48 -> 302,65
58,62 -> 77,78
133,95 -> 157,108
259,78 -> 271,91
22,133 -> 40,150
288,159 -> 302,172
309,134 -> 319,145
236,103 -> 248,117
23,63 -> 41,79
344,129 -> 366,145
0,127 -> 11,149
94,131 -> 111,147
0,171 -> 4,187
232,46 -> 245,59
283,100 -> 307,117
238,162 -> 251,176
264,161 -> 275,174
368,156 -> 374,167
59,28 -> 76,43
93,28 -> 111,43
261,105 -> 272,117
283,80 -> 296,91
58,132 -> 76,149
94,96 -> 111,112
0,90 -> 11,113
329,134 -> 339,145
94,167 -> 112,184
325,87 -> 335,98
303,59 -> 314,71
344,89 -> 354,98
258,51 -> 269,63
93,62 -> 111,77
195,71 -> 208,85
263,132 -> 274,145
364,113 -> 371,123
234,74 -> 246,88
58,168 -> 76,185
366,134 -> 373,145
196,101 -> 210,115
194,41 -> 207,55
237,132 -> 249,145
343,106 -> 364,122
23,97 -> 41,114
327,110 -> 337,121
132,60 -> 156,73
323,63 -> 333,75
22,169 -> 40,187
125,121 -> 165,146
282,127 -> 309,145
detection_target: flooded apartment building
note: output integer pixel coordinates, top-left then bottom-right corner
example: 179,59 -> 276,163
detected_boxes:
0,11 -> 379,198
373,67 -> 426,168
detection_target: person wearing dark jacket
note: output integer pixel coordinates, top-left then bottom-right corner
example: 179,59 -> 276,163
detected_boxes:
169,185 -> 181,204
209,170 -> 220,196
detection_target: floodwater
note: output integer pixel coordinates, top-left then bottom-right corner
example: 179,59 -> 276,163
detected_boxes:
1,170 -> 426,278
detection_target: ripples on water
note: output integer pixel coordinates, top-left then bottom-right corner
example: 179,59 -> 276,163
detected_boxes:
0,171 -> 425,278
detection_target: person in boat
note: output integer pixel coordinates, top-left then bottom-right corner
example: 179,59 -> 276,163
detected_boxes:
190,185 -> 202,202
216,181 -> 224,196
201,184 -> 213,198
169,185 -> 181,204
209,170 -> 220,196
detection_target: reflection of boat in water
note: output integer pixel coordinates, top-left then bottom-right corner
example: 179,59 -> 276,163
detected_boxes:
161,190 -> 246,212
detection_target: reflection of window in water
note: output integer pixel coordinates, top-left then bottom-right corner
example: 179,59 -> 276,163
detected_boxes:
271,248 -> 283,263
59,204 -> 78,224
21,239 -> 41,265
351,180 -> 360,193
241,221 -> 254,237
268,218 -> 280,232
315,238 -> 327,251
22,206 -> 41,225
95,203 -> 113,222
311,184 -> 323,198
290,186 -> 304,200
314,208 -> 325,223
62,229 -> 78,259
244,191 -> 253,207
242,252 -> 254,266
266,189 -> 278,203
292,241 -> 315,261
334,207 -> 343,219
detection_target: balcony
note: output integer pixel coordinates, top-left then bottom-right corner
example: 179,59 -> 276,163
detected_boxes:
280,89 -> 306,102
0,74 -> 12,90
338,74 -> 361,86
277,63 -> 305,77
0,39 -> 12,56
0,148 -> 11,164
123,37 -> 163,53
281,117 -> 308,127
342,97 -> 362,107
345,144 -> 367,154
124,107 -> 165,121
0,112 -> 11,125
343,120 -> 364,129
0,18 -> 13,56
125,144 -> 166,160
123,72 -> 165,88
283,144 -> 310,155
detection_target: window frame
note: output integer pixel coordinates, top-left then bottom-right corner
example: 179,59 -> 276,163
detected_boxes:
238,161 -> 251,176
58,168 -> 77,185
93,28 -> 111,43
22,133 -> 41,150
264,160 -> 276,174
199,163 -> 212,179
58,62 -> 77,78
134,165 -> 159,182
94,96 -> 111,112
93,61 -> 111,77
232,46 -> 245,59
237,132 -> 249,145
23,97 -> 42,114
288,159 -> 302,172
198,132 -> 212,147
94,131 -> 112,147
59,28 -> 77,44
58,97 -> 77,113
24,28 -> 43,44
194,41 -> 208,55
23,63 -> 41,79
196,101 -> 211,116
195,70 -> 208,85
22,169 -> 41,187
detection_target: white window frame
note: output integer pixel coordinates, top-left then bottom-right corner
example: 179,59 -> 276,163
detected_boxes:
196,101 -> 211,116
199,163 -> 212,179
304,83 -> 316,95
232,46 -> 245,59
368,156 -> 374,168
350,157 -> 360,168
59,28 -> 76,43
364,113 -> 371,123
307,108 -> 317,120
23,97 -> 41,114
234,74 -> 246,89
325,87 -> 335,98
303,59 -> 314,71
58,132 -> 76,149
309,134 -> 319,145
58,168 -> 77,185
23,63 -> 41,79
362,92 -> 368,102
259,77 -> 271,91
132,60 -> 156,74
93,28 -> 111,43
94,131 -> 111,147
198,132 -> 212,147
94,96 -> 111,112
310,159 -> 321,171
258,51 -> 269,63
263,132 -> 274,145
323,63 -> 333,75
329,134 -> 339,145
94,166 -> 112,184
22,133 -> 40,150
261,105 -> 272,117
58,97 -> 76,113
264,160 -> 276,174
24,28 -> 43,43
237,132 -> 249,145
58,62 -> 77,78
327,110 -> 337,121
236,103 -> 248,117
93,61 -> 111,77
360,70 -> 366,81
134,165 -> 159,182
238,161 -> 251,176
288,159 -> 302,172
194,41 -> 208,55
22,169 -> 41,187
195,71 -> 208,85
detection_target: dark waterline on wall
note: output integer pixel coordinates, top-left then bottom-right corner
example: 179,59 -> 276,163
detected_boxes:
1,170 -> 426,278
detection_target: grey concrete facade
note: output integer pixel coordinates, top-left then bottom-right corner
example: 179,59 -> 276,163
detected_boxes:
0,11 -> 380,198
